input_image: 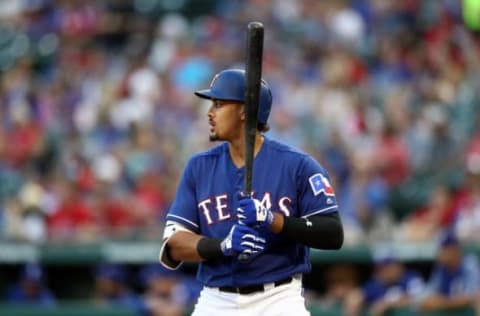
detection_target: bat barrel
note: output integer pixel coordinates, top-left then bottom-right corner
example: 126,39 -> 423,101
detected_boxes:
239,22 -> 265,263
244,21 -> 264,196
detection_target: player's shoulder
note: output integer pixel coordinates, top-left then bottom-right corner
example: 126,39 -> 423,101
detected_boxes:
193,142 -> 227,157
264,137 -> 324,169
264,137 -> 310,159
187,142 -> 228,165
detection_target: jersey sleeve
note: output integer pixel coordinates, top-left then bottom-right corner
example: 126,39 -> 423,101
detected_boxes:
165,158 -> 200,233
159,221 -> 195,270
297,155 -> 339,218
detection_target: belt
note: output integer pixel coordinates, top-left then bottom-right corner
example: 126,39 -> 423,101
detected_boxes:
218,276 -> 293,295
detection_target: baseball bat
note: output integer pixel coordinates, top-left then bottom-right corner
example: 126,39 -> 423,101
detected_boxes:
238,21 -> 264,263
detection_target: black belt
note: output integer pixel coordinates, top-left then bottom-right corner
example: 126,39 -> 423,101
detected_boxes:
218,277 -> 293,295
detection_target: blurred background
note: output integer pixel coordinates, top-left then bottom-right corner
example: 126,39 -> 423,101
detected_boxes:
1,0 -> 480,315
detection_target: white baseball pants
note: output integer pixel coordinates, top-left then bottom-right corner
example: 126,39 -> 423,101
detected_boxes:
191,276 -> 310,316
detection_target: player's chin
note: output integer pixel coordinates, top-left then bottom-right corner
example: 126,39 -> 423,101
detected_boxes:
209,133 -> 219,142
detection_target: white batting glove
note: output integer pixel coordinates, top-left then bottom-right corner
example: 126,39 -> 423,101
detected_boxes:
220,224 -> 266,257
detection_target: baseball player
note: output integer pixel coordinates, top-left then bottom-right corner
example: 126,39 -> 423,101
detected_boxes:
159,68 -> 344,315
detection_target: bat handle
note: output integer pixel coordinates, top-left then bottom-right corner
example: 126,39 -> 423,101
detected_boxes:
238,252 -> 251,263
237,193 -> 252,263
237,222 -> 254,263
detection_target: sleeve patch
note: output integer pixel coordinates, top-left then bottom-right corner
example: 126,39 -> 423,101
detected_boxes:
308,173 -> 335,196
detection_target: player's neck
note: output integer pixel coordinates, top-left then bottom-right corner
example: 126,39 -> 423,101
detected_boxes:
228,133 -> 264,168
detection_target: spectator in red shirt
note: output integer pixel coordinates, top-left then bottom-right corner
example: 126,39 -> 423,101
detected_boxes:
91,184 -> 135,239
453,168 -> 480,242
6,105 -> 45,169
371,122 -> 410,187
400,185 -> 457,242
48,180 -> 96,242
132,171 -> 166,222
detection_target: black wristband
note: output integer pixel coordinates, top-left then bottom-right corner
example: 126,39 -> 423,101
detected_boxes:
197,237 -> 223,260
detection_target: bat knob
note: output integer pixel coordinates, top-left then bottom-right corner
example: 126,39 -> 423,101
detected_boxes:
248,21 -> 264,30
238,252 -> 251,263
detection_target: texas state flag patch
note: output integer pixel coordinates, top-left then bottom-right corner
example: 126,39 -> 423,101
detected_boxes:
309,173 -> 335,196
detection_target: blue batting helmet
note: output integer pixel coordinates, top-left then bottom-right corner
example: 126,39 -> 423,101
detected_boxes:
439,230 -> 459,248
194,68 -> 273,125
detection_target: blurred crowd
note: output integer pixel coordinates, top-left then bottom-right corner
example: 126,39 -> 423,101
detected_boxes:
1,0 -> 480,247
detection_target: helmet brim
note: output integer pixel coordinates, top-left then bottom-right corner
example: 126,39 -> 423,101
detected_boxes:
194,89 -> 244,104
194,89 -> 214,100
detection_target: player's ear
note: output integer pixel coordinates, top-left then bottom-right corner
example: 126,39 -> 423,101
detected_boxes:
240,104 -> 246,121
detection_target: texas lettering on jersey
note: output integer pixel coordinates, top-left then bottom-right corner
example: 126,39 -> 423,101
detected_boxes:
198,193 -> 292,225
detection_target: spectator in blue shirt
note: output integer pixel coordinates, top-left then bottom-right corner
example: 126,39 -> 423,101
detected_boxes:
420,231 -> 480,313
94,264 -> 144,314
345,256 -> 425,316
6,263 -> 56,306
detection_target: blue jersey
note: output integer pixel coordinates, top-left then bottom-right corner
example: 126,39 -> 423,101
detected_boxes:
363,270 -> 425,305
166,137 -> 339,287
427,255 -> 480,296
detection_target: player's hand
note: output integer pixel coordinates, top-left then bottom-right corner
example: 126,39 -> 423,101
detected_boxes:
237,196 -> 274,228
220,224 -> 266,257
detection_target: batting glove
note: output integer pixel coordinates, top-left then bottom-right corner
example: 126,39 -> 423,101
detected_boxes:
220,224 -> 266,257
237,196 -> 274,228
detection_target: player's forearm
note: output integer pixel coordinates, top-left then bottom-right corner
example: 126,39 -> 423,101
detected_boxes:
167,231 -> 206,262
419,294 -> 474,311
388,296 -> 410,308
274,212 -> 344,249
